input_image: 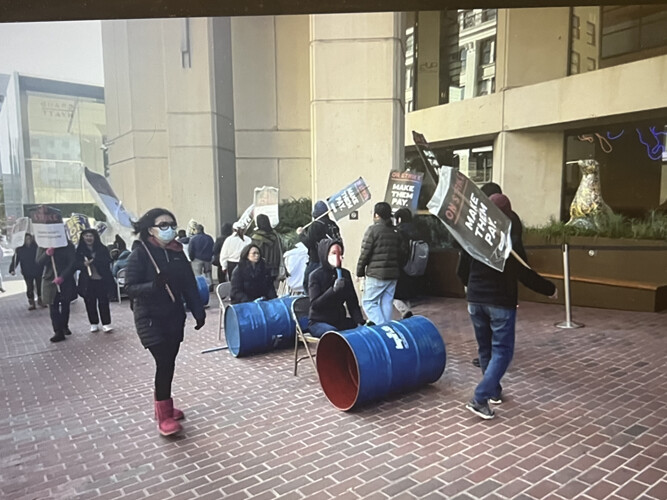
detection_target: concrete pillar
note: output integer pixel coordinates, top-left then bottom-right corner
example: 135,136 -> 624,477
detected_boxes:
310,12 -> 405,276
415,11 -> 440,109
494,131 -> 563,226
231,16 -> 311,215
496,7 -> 570,91
101,18 -> 236,234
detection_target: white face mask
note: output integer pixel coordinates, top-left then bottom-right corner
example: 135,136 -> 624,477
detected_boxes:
328,254 -> 341,268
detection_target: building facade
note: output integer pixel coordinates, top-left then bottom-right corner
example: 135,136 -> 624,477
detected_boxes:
0,73 -> 106,225
100,6 -> 667,267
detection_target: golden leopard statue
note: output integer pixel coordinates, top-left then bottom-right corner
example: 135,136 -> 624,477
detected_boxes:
566,159 -> 613,230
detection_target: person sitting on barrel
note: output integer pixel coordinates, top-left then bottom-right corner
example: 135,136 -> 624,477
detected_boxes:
230,244 -> 278,304
308,239 -> 365,337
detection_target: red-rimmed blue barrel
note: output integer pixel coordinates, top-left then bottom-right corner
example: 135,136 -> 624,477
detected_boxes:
316,316 -> 446,411
224,296 -> 299,357
195,276 -> 210,306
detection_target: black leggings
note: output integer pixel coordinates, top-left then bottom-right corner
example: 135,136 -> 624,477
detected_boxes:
84,280 -> 111,325
148,340 -> 181,401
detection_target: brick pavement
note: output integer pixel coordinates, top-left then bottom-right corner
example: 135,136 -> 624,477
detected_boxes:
0,273 -> 666,499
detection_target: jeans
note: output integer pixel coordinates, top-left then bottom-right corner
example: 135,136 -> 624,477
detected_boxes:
362,277 -> 397,325
192,259 -> 212,277
308,317 -> 357,338
49,291 -> 71,334
468,303 -> 517,404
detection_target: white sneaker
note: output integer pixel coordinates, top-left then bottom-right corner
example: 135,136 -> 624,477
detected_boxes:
90,324 -> 99,332
103,325 -> 113,333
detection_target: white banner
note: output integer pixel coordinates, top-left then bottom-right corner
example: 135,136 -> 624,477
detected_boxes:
29,206 -> 68,249
10,217 -> 30,248
253,186 -> 280,227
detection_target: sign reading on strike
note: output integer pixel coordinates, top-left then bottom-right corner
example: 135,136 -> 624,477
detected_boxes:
327,177 -> 371,221
29,205 -> 69,249
384,170 -> 423,212
412,131 -> 513,272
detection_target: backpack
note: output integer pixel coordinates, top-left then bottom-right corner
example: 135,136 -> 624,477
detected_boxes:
403,240 -> 429,277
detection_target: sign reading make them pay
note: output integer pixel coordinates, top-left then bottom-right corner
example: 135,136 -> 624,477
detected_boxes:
384,170 -> 423,213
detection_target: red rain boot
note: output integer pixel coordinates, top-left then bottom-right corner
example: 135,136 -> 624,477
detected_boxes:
154,399 -> 183,436
154,393 -> 184,420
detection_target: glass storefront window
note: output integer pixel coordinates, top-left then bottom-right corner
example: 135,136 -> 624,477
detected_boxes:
562,119 -> 667,220
570,5 -> 667,76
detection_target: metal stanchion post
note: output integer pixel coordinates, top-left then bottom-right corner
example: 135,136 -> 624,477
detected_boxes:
556,243 -> 584,329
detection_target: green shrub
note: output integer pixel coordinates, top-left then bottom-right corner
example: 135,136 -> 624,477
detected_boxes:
526,211 -> 667,242
275,197 -> 312,251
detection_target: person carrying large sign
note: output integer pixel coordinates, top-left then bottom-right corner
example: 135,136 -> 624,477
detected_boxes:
327,177 -> 371,221
414,131 -> 558,421
297,177 -> 371,290
31,205 -> 77,343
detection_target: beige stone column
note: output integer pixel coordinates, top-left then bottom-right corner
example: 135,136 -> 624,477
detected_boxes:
101,18 -> 236,234
310,12 -> 405,275
494,131 -> 563,226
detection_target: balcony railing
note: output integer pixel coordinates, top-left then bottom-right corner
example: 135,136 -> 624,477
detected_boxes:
459,10 -> 497,31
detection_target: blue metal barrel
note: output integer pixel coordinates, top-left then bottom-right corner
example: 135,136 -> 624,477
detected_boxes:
195,275 -> 210,306
316,316 -> 446,411
224,296 -> 298,357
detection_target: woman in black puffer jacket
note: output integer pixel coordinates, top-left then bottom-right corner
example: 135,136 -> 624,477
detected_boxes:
230,243 -> 277,304
124,208 -> 206,437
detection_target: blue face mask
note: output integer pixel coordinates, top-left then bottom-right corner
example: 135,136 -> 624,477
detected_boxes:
155,227 -> 176,243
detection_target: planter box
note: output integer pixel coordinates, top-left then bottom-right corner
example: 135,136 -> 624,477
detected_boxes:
520,235 -> 667,312
423,249 -> 465,298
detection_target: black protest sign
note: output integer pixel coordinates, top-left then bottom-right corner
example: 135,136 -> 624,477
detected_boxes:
412,130 -> 441,185
384,170 -> 423,212
327,177 -> 371,221
427,166 -> 512,272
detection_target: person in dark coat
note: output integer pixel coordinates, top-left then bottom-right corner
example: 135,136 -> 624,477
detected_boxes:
124,208 -> 206,437
458,194 -> 558,420
9,233 -> 46,309
230,244 -> 278,304
356,202 -> 401,325
392,208 -> 421,319
188,224 -> 215,280
308,239 -> 365,337
36,242 -> 77,343
297,200 -> 341,291
212,222 -> 233,283
76,229 -> 115,333
251,214 -> 284,284
468,182 -> 529,368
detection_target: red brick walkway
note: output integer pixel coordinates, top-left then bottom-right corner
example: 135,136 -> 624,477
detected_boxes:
1,279 -> 666,499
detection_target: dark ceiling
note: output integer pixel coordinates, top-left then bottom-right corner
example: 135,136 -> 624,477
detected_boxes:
0,0 -> 651,23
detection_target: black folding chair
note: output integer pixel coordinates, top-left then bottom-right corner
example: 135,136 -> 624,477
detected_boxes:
291,296 -> 318,376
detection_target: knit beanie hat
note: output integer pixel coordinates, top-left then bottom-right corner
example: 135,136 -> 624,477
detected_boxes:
489,193 -> 512,217
312,200 -> 329,218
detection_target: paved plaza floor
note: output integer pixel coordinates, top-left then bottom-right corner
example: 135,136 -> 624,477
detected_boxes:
0,267 -> 666,499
